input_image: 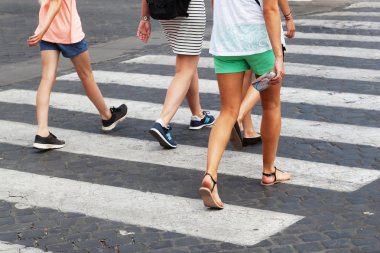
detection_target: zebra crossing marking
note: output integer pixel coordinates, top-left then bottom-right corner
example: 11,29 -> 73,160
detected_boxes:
0,120 -> 379,192
202,42 -> 380,60
122,55 -> 380,83
58,71 -> 380,111
285,32 -> 380,43
311,11 -> 380,17
295,19 -> 380,30
0,241 -> 52,253
345,2 -> 380,9
1,89 -> 379,148
0,168 -> 304,246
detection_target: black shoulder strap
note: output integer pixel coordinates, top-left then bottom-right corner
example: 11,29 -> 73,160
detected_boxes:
255,0 -> 261,7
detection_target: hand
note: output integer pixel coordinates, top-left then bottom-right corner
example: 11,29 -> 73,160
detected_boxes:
270,57 -> 285,85
27,33 -> 43,47
285,18 -> 296,38
137,20 -> 151,43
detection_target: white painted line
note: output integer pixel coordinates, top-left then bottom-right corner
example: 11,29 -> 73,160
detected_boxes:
295,19 -> 380,31
202,42 -> 380,60
346,2 -> 380,9
1,120 -> 380,192
311,11 -> 380,17
290,32 -> 380,43
1,89 -> 380,148
122,54 -> 380,83
0,168 -> 304,246
58,71 -> 380,111
0,241 -> 52,253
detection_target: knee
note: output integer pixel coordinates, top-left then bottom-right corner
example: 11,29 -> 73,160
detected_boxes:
77,70 -> 94,83
261,100 -> 281,111
220,105 -> 240,122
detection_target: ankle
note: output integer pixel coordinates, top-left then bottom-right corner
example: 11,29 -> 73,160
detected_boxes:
101,109 -> 112,121
37,128 -> 50,137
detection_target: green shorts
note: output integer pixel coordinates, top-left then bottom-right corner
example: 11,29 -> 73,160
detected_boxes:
213,50 -> 275,75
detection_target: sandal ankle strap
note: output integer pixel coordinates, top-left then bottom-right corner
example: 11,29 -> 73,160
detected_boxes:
204,172 -> 217,192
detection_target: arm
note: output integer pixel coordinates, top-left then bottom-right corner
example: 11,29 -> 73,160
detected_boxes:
278,0 -> 295,38
137,0 -> 151,43
263,0 -> 284,81
27,0 -> 63,47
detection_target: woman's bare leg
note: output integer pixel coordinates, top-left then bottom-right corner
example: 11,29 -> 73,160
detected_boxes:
239,71 -> 261,138
36,50 -> 60,137
185,69 -> 204,118
159,55 -> 200,126
260,81 -> 290,183
201,72 -> 245,207
70,51 -> 111,120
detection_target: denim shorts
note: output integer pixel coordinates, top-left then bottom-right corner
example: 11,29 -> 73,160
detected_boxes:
39,38 -> 88,58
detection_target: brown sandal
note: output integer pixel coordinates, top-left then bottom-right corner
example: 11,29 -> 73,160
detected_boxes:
261,167 -> 290,186
199,173 -> 224,209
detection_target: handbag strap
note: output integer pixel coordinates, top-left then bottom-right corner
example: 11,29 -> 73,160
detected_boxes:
254,0 -> 261,7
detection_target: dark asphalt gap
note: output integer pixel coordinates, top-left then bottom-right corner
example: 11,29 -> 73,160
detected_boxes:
0,199 -> 218,253
0,102 -> 378,170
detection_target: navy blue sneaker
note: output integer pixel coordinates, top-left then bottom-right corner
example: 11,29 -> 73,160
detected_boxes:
189,111 -> 215,130
149,122 -> 177,149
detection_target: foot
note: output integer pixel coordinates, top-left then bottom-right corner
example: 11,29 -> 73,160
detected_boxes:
149,122 -> 177,149
189,111 -> 215,130
230,122 -> 243,150
33,132 -> 65,150
199,173 -> 224,209
102,104 -> 128,131
261,167 -> 291,186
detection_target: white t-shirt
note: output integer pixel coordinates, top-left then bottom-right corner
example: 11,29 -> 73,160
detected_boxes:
209,0 -> 285,56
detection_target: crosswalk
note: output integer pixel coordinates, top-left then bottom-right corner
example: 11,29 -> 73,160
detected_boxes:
0,1 -> 380,250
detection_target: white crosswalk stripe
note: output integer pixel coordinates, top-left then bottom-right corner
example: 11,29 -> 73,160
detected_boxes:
287,32 -> 380,43
345,2 -> 380,8
1,89 -> 379,148
311,11 -> 380,17
0,168 -> 303,246
0,241 -> 52,253
202,42 -> 380,60
1,120 -> 379,192
1,5 -> 380,248
295,19 -> 380,30
122,55 -> 380,83
58,71 -> 380,111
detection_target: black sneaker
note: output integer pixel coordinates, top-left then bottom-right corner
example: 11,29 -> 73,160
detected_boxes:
149,122 -> 177,149
102,104 -> 128,131
189,111 -> 216,130
33,132 -> 65,150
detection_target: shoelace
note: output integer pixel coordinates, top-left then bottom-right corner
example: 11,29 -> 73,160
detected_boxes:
110,106 -> 120,113
203,111 -> 211,116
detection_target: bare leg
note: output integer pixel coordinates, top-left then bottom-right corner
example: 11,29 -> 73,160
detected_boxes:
185,69 -> 204,118
239,70 -> 261,138
260,81 -> 290,183
201,72 -> 245,207
70,51 -> 111,120
36,50 -> 60,137
159,55 -> 200,126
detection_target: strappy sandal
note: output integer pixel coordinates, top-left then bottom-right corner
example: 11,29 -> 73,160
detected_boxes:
199,173 -> 224,209
261,167 -> 290,186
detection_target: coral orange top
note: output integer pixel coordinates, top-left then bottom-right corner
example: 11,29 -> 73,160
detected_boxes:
35,0 -> 85,44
